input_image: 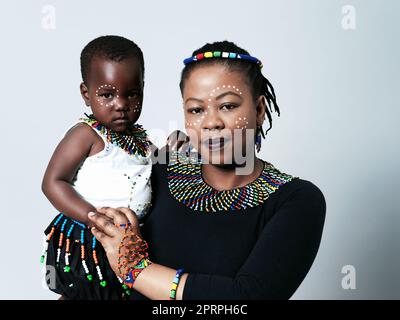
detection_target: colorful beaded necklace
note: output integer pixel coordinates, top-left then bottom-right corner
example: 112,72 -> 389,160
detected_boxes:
81,114 -> 151,158
167,151 -> 298,212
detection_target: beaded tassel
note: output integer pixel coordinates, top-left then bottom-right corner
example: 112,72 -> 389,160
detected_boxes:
117,276 -> 131,296
92,236 -> 107,287
42,213 -> 126,293
78,229 -> 92,281
41,214 -> 64,264
64,223 -> 75,273
56,218 -> 68,266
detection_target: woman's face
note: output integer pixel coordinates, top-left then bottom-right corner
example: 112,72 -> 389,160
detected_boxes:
182,64 -> 265,166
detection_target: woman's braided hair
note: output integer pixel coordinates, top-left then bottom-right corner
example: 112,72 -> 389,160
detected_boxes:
179,40 -> 280,139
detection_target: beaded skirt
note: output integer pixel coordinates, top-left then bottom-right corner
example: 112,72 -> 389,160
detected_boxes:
42,213 -> 128,300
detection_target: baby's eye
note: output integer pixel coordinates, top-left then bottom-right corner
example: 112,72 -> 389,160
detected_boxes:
100,93 -> 114,99
221,104 -> 237,111
128,93 -> 140,99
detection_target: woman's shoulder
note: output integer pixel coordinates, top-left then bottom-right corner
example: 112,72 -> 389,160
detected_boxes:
272,177 -> 326,219
279,178 -> 324,197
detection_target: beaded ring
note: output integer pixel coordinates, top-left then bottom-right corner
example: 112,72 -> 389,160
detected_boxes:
183,51 -> 263,69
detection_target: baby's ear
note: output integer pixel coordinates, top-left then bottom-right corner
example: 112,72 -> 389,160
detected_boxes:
79,82 -> 90,106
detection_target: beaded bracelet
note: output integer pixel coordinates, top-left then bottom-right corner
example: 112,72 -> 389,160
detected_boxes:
123,258 -> 152,289
117,225 -> 152,290
169,268 -> 185,300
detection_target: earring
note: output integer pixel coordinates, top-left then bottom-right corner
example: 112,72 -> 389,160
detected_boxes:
255,126 -> 263,153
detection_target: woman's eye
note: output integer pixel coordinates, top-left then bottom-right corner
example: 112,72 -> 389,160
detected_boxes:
221,104 -> 237,111
189,107 -> 203,114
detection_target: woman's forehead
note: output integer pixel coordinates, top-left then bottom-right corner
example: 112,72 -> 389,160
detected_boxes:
184,65 -> 247,96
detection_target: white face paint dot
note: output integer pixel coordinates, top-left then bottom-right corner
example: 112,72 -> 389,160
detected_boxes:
217,87 -> 220,90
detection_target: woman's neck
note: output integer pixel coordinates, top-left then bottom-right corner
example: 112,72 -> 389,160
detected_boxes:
201,157 -> 264,191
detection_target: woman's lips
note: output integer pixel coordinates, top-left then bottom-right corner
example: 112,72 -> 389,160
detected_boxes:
202,137 -> 230,151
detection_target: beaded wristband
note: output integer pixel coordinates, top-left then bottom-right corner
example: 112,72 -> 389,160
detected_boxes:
117,225 -> 152,290
169,268 -> 185,300
123,258 -> 152,289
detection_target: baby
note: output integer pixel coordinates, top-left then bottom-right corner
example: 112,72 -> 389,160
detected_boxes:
41,35 -> 153,299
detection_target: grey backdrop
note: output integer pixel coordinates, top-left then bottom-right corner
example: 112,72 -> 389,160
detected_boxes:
0,0 -> 398,299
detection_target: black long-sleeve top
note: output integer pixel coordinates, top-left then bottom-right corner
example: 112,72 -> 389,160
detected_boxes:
132,155 -> 326,300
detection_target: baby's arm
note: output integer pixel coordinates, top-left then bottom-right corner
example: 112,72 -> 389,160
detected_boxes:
42,123 -> 103,226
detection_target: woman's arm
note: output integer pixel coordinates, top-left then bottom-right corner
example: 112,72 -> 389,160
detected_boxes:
90,181 -> 326,300
42,124 -> 102,226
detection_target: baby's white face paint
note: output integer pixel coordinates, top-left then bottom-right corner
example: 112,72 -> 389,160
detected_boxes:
95,84 -> 119,108
95,84 -> 142,110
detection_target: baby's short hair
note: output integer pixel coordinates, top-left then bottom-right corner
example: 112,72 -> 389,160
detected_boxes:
80,35 -> 144,84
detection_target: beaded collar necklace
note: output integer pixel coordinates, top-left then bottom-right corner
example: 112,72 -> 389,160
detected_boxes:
81,114 -> 151,158
167,152 -> 297,212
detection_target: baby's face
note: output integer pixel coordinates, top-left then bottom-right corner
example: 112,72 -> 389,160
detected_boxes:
80,56 -> 144,132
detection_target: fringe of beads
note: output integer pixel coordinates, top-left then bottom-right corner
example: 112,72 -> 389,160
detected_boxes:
41,213 -> 131,296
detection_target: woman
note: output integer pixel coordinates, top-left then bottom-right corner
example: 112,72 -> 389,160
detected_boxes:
88,41 -> 326,300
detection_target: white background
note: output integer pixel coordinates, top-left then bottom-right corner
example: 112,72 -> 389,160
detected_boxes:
0,0 -> 398,299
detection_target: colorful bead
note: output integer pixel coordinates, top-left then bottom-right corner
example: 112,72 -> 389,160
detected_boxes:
167,151 -> 297,212
41,213 -> 118,291
41,214 -> 64,264
183,51 -> 263,69
169,268 -> 184,300
81,114 -> 151,158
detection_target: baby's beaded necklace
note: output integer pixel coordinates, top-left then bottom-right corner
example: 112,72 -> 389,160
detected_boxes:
82,113 -> 151,158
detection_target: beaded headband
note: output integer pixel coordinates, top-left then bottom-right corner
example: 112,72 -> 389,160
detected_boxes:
183,51 -> 263,69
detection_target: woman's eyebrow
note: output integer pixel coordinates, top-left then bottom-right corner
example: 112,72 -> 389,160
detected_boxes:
215,91 -> 242,100
185,97 -> 204,104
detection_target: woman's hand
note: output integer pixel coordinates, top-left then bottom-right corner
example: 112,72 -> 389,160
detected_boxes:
88,207 -> 140,275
